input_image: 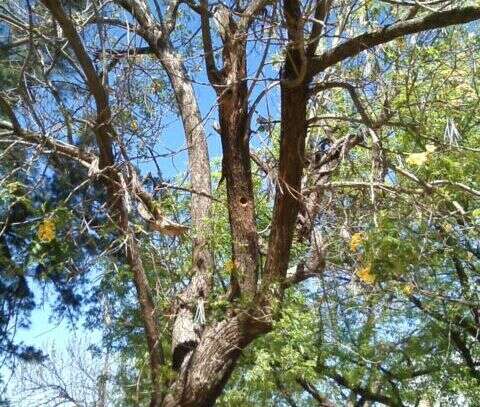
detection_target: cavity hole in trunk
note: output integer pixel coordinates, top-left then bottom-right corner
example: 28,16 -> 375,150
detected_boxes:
239,197 -> 248,205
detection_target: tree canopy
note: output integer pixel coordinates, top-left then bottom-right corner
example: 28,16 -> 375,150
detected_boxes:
0,1 -> 479,406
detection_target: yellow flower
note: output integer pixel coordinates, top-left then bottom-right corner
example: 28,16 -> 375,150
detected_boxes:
224,259 -> 236,274
406,152 -> 428,166
6,182 -> 24,195
443,223 -> 453,233
38,219 -> 56,243
356,263 -> 375,285
406,144 -> 436,166
131,120 -> 138,131
349,232 -> 365,252
402,283 -> 414,296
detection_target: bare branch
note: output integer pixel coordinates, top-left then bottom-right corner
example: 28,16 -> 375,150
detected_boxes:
199,0 -> 222,85
311,81 -> 375,128
309,6 -> 480,77
0,97 -> 94,166
238,0 -> 275,32
306,0 -> 332,58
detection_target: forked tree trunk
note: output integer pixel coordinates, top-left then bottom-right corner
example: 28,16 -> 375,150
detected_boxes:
162,316 -> 252,407
36,2 -> 480,407
161,24 -> 263,407
161,5 -> 310,406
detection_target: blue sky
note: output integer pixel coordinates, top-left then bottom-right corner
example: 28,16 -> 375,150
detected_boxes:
1,1 -> 283,399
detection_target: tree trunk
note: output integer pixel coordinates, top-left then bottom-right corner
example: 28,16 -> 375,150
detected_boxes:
156,45 -> 215,372
217,35 -> 259,299
162,315 -> 261,407
162,14 -> 263,406
162,321 -> 242,407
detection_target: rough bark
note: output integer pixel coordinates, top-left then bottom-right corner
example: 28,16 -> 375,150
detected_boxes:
30,2 -> 480,407
112,0 -> 215,378
200,0 -> 261,298
157,46 -> 214,372
263,0 -> 308,290
40,2 -> 165,405
217,35 -> 259,299
162,316 -> 250,407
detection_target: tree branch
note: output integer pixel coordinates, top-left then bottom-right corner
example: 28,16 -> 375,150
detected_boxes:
296,378 -> 336,407
198,0 -> 222,85
39,3 -> 167,404
263,0 -> 308,290
0,99 -> 94,166
238,0 -> 275,32
309,6 -> 480,77
114,0 -> 159,34
311,81 -> 375,128
321,369 -> 404,407
306,0 -> 332,58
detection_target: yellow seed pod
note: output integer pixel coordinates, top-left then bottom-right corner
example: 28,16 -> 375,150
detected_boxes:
425,144 -> 436,153
38,219 -> 56,243
443,223 -> 453,233
396,37 -> 406,49
406,152 -> 428,166
356,263 -> 375,285
402,283 -> 414,296
349,232 -> 365,252
224,259 -> 236,274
